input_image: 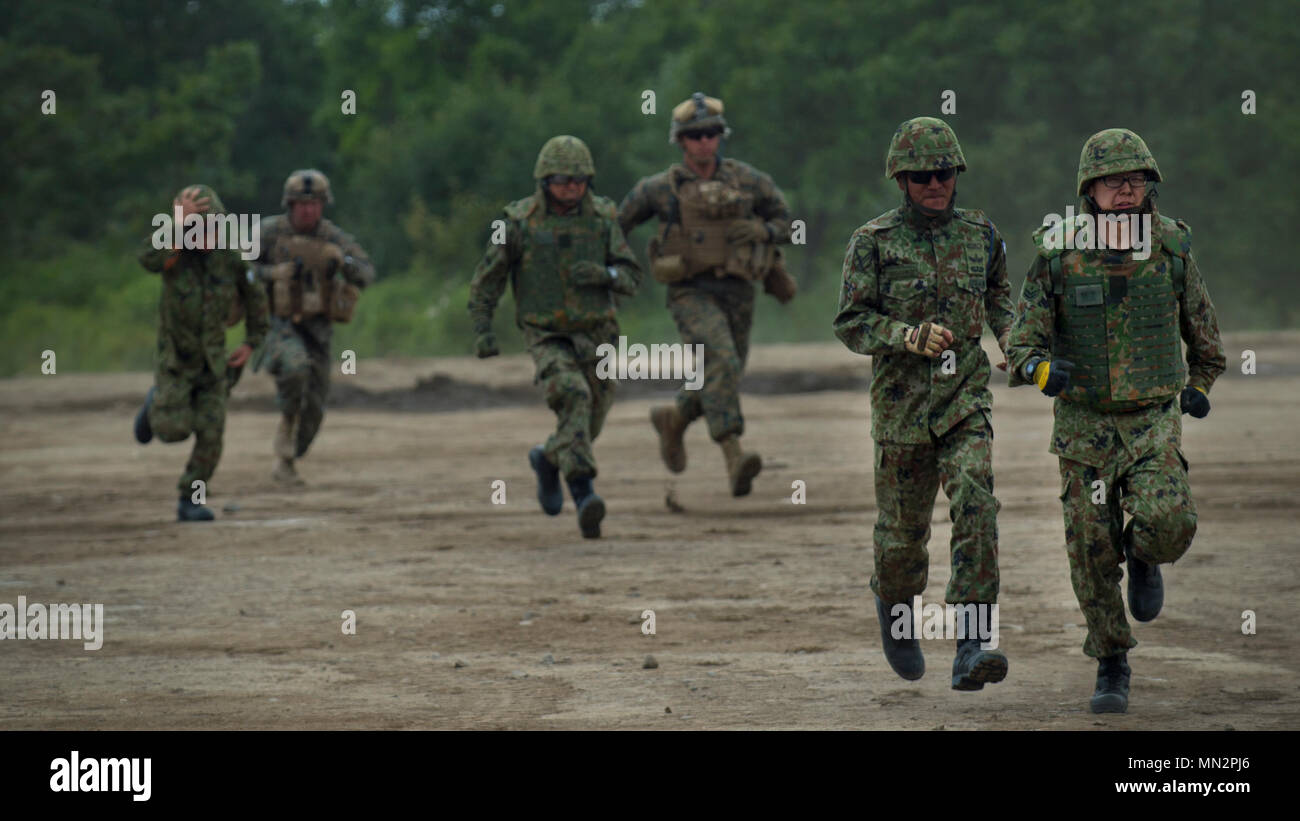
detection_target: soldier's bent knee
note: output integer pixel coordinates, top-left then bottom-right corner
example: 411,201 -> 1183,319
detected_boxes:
1140,508 -> 1198,563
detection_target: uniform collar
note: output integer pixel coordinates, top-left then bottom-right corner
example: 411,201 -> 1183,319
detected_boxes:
901,193 -> 956,230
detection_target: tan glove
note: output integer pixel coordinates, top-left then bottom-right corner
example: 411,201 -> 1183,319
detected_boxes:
726,218 -> 770,245
763,265 -> 798,304
903,322 -> 953,358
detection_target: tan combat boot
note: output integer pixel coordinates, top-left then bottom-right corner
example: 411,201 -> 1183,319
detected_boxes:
274,413 -> 298,460
650,405 -> 689,473
272,456 -> 305,486
719,435 -> 761,497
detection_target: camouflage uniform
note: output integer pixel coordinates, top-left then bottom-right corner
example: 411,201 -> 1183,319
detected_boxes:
252,170 -> 374,479
1007,130 -> 1226,666
833,118 -> 1014,608
619,93 -> 793,496
138,185 -> 269,499
468,137 -> 641,483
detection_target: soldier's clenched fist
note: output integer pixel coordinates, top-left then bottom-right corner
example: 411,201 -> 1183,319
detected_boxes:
903,322 -> 953,358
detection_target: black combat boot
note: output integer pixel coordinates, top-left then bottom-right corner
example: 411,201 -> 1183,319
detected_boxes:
1090,653 -> 1131,714
529,446 -> 563,516
951,603 -> 1008,691
874,595 -> 925,681
566,476 -> 604,539
177,496 -> 214,522
134,386 -> 155,444
1125,524 -> 1163,622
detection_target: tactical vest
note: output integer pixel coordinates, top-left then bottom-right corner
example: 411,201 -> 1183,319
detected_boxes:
513,201 -> 614,332
1049,217 -> 1188,412
268,233 -> 356,323
649,168 -> 775,283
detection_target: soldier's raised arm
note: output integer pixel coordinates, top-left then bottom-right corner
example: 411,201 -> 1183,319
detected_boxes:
138,237 -> 179,274
832,229 -> 907,355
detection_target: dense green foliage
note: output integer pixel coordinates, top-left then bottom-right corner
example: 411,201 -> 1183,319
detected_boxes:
2,0 -> 1295,376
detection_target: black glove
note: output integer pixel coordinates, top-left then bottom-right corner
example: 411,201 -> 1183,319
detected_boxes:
1026,357 -> 1074,397
1180,386 -> 1210,418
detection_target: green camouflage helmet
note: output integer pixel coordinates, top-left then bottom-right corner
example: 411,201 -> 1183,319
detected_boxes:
281,169 -> 334,207
174,183 -> 226,214
1077,128 -> 1162,196
533,136 -> 595,179
668,92 -> 732,144
885,117 -> 967,180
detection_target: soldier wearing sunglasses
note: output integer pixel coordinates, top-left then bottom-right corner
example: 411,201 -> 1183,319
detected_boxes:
619,92 -> 797,498
833,117 -> 1015,691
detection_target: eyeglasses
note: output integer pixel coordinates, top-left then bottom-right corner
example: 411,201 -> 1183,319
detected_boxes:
905,169 -> 956,184
681,128 -> 724,141
546,175 -> 590,186
1100,173 -> 1149,189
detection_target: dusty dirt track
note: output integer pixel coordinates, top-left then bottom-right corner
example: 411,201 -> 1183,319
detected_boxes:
2,333 -> 1298,730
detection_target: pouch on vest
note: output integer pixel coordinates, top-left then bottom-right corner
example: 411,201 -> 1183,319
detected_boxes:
329,275 -> 360,323
273,235 -> 344,322
267,261 -> 297,319
647,235 -> 687,284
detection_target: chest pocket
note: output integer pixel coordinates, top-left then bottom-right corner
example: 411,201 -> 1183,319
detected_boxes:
947,239 -> 989,338
880,263 -> 927,325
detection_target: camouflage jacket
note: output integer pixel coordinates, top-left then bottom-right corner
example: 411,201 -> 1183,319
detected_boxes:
1006,211 -> 1226,467
618,157 -> 794,247
833,198 -> 1015,444
468,190 -> 641,336
139,242 -> 269,378
252,215 -> 375,346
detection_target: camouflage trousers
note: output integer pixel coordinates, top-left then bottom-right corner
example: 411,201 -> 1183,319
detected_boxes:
264,317 -> 330,458
667,276 -> 754,442
526,324 -> 617,480
871,409 -> 1000,604
1059,437 -> 1196,659
149,364 -> 227,495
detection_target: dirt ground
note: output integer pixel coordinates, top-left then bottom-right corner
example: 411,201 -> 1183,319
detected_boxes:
2,332 -> 1298,730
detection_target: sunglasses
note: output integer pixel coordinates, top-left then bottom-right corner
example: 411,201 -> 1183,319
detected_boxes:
546,175 -> 590,186
681,128 -> 724,141
905,169 -> 956,184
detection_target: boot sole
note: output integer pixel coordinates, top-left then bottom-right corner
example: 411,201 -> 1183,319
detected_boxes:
731,454 -> 762,497
1090,694 -> 1129,714
952,653 -> 1008,691
529,448 -> 563,516
650,409 -> 686,474
1127,569 -> 1164,622
578,496 -> 605,539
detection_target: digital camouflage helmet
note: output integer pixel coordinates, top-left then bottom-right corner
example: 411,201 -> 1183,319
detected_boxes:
885,117 -> 967,180
533,135 -> 596,180
668,92 -> 731,145
1077,128 -> 1162,196
281,169 -> 334,208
